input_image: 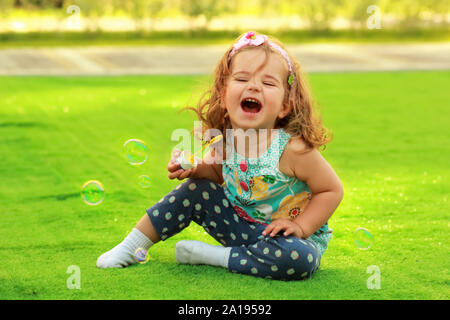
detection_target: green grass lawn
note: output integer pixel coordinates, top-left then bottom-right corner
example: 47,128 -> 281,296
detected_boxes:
0,71 -> 448,300
0,28 -> 449,48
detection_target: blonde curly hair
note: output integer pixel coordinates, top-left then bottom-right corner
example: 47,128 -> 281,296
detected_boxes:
185,32 -> 332,150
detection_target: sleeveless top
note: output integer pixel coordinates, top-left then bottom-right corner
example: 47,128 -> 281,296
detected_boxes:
222,129 -> 332,256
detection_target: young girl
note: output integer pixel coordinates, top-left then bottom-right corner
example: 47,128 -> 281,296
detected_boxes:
97,31 -> 343,281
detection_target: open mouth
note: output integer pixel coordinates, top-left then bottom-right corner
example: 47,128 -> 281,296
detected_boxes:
241,98 -> 262,113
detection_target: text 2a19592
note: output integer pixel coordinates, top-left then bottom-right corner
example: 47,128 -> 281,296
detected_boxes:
222,304 -> 271,315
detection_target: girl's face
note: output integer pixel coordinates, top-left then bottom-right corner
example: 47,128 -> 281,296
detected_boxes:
224,48 -> 291,131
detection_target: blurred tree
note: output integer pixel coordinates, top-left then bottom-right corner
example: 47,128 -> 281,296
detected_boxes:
1,0 -> 448,33
54,0 -> 63,8
259,0 -> 279,18
379,0 -> 442,29
114,0 -> 159,32
73,0 -> 102,32
339,0 -> 380,29
427,0 -> 450,28
294,0 -> 343,30
180,0 -> 234,30
11,0 -> 65,9
385,0 -> 422,28
147,0 -> 164,31
129,0 -> 164,32
0,0 -> 15,24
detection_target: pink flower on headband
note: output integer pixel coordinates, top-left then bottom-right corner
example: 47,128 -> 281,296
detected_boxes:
246,31 -> 255,39
229,31 -> 268,57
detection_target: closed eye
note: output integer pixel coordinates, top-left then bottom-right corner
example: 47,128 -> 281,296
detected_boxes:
263,82 -> 275,86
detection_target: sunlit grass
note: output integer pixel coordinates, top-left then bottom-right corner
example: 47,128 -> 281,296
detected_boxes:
0,71 -> 448,299
0,28 -> 449,48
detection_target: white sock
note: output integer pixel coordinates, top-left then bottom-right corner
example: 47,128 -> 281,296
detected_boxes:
175,240 -> 231,268
96,228 -> 154,268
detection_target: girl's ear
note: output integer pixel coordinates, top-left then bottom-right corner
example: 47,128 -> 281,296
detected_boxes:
278,100 -> 293,120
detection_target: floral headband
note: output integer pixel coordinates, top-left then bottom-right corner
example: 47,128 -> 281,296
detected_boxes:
228,31 -> 295,86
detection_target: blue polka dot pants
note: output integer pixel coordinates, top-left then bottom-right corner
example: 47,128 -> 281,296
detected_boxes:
146,179 -> 321,281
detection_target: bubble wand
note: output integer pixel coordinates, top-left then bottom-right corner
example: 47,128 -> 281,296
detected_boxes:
176,135 -> 223,170
192,135 -> 223,159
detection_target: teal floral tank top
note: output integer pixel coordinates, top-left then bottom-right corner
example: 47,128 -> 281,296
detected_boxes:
222,129 -> 332,255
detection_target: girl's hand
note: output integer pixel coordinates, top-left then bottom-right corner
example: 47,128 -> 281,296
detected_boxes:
262,218 -> 306,239
167,149 -> 197,180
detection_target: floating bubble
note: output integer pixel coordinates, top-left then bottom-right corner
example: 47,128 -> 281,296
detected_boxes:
134,248 -> 150,264
124,139 -> 149,165
81,180 -> 105,206
354,227 -> 374,250
138,175 -> 151,188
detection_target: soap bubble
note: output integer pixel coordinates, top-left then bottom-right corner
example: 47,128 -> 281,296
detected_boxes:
354,227 -> 374,250
138,175 -> 151,188
123,139 -> 149,165
81,180 -> 105,206
134,248 -> 150,264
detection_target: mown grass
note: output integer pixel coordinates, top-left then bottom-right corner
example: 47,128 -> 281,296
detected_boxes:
0,71 -> 449,300
0,28 -> 449,48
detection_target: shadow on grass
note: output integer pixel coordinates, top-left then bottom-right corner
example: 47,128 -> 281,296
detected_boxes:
0,121 -> 48,128
29,190 -> 140,203
33,192 -> 80,201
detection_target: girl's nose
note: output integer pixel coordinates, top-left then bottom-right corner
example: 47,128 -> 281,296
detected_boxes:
247,78 -> 261,92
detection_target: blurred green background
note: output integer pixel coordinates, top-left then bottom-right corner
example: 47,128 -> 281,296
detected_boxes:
0,0 -> 448,46
0,0 -> 449,301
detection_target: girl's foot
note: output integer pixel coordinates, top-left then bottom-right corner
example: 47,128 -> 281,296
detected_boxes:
175,240 -> 231,268
96,228 -> 153,268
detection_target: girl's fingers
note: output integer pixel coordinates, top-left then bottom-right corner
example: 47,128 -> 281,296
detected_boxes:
283,227 -> 293,236
263,222 -> 284,236
262,224 -> 274,236
168,169 -> 184,180
177,171 -> 189,180
263,221 -> 298,237
167,162 -> 180,172
270,225 -> 283,237
178,169 -> 192,180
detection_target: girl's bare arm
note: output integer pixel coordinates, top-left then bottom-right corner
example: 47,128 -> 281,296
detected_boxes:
279,138 -> 344,238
